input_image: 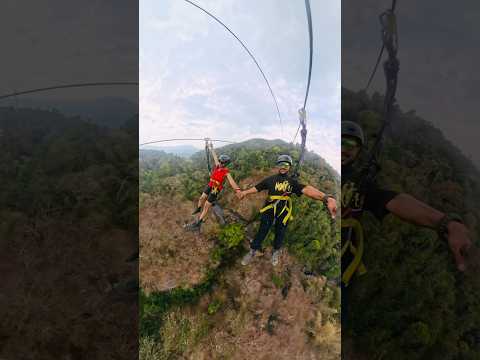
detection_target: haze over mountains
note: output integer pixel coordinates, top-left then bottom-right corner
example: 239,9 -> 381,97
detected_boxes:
2,96 -> 137,128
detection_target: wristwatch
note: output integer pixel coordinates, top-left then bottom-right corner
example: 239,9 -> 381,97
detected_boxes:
437,213 -> 463,239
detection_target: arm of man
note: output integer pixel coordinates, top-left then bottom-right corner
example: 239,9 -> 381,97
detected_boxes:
386,193 -> 472,271
302,185 -> 337,218
238,186 -> 258,200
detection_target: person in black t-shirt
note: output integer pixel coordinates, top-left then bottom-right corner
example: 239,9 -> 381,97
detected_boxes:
341,121 -> 472,325
238,154 -> 337,267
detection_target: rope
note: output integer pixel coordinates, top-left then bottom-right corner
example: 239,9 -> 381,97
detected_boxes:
0,82 -> 138,101
205,141 -> 212,172
364,0 -> 397,91
364,45 -> 384,91
140,138 -> 236,147
303,0 -> 314,109
183,0 -> 283,132
292,122 -> 301,144
292,0 -> 313,144
292,0 -> 313,177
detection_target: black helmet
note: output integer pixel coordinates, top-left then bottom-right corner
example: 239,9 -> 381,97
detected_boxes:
276,154 -> 293,166
218,154 -> 231,166
342,121 -> 365,146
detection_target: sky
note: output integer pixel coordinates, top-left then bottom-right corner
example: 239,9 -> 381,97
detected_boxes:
140,0 -> 341,171
342,0 -> 480,169
0,0 -> 137,103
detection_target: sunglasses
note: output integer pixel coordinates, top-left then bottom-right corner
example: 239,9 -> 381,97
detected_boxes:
341,137 -> 360,150
277,162 -> 291,169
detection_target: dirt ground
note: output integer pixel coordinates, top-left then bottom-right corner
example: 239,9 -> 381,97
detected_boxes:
0,212 -> 138,360
139,175 -> 341,360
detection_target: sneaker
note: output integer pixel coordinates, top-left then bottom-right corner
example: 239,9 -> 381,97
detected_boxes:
192,207 -> 202,215
184,220 -> 202,231
271,250 -> 281,266
241,249 -> 256,266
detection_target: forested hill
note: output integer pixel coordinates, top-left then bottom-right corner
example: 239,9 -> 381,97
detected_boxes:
0,106 -> 138,359
342,88 -> 480,359
139,138 -> 341,359
140,138 -> 339,185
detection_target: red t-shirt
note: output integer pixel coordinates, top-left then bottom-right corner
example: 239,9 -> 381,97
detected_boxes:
208,165 -> 229,191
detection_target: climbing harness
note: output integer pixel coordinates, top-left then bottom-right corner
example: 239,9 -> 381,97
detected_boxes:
205,139 -> 228,223
260,195 -> 294,225
342,0 -> 400,286
183,0 -> 283,132
341,218 -> 367,286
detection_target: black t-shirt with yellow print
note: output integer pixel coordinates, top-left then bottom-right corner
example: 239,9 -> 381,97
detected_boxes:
255,173 -> 305,206
341,164 -> 398,284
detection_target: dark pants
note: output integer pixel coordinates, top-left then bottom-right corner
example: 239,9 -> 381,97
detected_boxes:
251,209 -> 288,251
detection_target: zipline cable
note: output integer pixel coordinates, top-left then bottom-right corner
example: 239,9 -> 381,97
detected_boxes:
183,0 -> 283,133
292,0 -> 313,145
292,0 -> 313,177
293,0 -> 313,145
0,82 -> 138,101
140,138 -> 236,147
303,0 -> 314,109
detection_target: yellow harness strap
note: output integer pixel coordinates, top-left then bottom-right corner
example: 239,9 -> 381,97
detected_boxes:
209,179 -> 221,194
341,217 -> 367,287
259,195 -> 293,225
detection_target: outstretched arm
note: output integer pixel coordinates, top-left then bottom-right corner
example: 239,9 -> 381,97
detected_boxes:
226,173 -> 241,195
386,193 -> 472,271
302,185 -> 337,219
238,186 -> 258,200
386,193 -> 445,228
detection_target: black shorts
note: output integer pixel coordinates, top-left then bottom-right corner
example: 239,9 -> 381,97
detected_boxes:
203,185 -> 221,203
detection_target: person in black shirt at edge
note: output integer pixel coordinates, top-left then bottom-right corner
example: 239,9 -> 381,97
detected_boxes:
341,120 -> 472,326
238,154 -> 337,267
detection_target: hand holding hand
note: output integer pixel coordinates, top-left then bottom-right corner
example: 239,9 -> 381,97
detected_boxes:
236,190 -> 246,200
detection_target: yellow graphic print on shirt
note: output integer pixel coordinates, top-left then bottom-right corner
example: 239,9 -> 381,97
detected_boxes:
341,181 -> 362,210
274,180 -> 293,193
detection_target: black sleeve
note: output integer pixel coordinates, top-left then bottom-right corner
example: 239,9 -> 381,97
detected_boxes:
363,183 -> 398,220
291,179 -> 306,196
254,177 -> 270,192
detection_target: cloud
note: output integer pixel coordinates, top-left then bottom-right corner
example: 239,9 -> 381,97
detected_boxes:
140,0 -> 340,171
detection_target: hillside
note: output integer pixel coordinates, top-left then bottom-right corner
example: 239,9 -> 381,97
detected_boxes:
6,96 -> 138,129
139,139 -> 341,359
0,106 -> 138,359
342,88 -> 480,359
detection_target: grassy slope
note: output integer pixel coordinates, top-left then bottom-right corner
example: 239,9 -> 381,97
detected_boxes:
139,141 -> 341,359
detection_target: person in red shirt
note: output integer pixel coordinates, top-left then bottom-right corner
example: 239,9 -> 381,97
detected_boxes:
186,142 -> 241,231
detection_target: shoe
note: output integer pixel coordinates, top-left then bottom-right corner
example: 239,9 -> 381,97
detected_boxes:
184,220 -> 202,231
241,249 -> 256,266
192,207 -> 202,215
271,250 -> 281,266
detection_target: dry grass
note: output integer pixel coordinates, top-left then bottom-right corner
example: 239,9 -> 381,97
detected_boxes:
140,175 -> 341,360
